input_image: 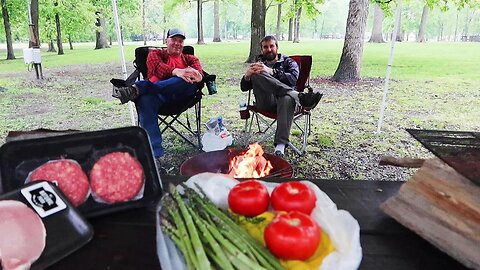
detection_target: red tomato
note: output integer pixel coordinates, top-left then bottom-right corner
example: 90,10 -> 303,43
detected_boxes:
271,181 -> 316,214
228,180 -> 270,217
264,211 -> 321,260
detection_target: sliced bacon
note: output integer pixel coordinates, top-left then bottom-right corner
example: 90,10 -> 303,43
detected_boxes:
0,200 -> 46,270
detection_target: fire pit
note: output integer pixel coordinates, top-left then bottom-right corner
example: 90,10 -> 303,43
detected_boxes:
180,148 -> 293,179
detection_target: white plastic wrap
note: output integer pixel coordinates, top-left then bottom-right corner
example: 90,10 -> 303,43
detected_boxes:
157,172 -> 362,270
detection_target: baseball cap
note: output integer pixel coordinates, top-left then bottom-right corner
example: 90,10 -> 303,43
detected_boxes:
167,28 -> 186,39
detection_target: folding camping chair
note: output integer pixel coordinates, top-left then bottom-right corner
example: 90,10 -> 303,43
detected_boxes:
243,55 -> 321,156
111,45 -> 216,149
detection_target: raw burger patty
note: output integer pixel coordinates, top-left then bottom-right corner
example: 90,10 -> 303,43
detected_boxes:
90,152 -> 144,203
0,200 -> 46,270
30,159 -> 90,206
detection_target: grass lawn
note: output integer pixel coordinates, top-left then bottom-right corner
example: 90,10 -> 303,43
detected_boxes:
0,40 -> 479,180
2,40 -> 480,80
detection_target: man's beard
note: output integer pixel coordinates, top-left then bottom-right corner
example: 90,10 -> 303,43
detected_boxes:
263,52 -> 276,61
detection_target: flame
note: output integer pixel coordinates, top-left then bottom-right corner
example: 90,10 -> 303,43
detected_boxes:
229,143 -> 273,178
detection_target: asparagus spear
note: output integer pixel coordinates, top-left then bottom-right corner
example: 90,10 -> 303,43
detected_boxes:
170,184 -> 211,270
203,215 -> 267,270
187,205 -> 234,270
160,184 -> 284,270
184,184 -> 284,270
163,194 -> 198,269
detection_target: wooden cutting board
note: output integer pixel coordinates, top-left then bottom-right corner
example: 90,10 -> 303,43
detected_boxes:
381,158 -> 480,269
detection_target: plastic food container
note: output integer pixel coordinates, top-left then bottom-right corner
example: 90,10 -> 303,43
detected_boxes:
0,126 -> 162,218
0,181 -> 93,270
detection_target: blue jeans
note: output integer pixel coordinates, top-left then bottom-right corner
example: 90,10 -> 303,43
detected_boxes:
135,77 -> 197,157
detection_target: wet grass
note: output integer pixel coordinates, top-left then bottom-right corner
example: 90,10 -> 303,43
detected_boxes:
0,40 -> 479,180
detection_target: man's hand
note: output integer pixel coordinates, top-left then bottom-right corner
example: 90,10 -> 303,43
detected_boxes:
263,65 -> 274,76
244,62 -> 265,81
172,67 -> 203,84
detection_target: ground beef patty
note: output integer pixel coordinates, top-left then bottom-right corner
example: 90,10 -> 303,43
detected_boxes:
30,159 -> 90,206
90,152 -> 144,204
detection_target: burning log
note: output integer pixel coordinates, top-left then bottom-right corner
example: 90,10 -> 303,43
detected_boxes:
179,147 -> 293,179
229,143 -> 273,179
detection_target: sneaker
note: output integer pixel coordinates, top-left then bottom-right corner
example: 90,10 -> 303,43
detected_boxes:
112,85 -> 139,104
274,150 -> 284,158
298,92 -> 323,110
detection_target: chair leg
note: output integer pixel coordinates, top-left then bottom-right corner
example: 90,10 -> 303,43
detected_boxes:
242,113 -> 255,148
196,100 -> 202,150
287,112 -> 310,156
245,112 -> 277,146
301,113 -> 310,154
158,114 -> 200,149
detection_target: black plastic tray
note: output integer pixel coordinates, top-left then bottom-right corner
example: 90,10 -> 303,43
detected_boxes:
0,181 -> 93,270
0,126 -> 163,217
407,128 -> 480,185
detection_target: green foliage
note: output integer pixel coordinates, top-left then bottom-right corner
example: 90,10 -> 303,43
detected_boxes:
0,0 -> 29,42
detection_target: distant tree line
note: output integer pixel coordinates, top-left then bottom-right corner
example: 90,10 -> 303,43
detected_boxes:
1,0 -> 479,82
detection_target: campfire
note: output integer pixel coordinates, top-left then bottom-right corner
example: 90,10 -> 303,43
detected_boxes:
228,143 -> 273,178
179,146 -> 293,179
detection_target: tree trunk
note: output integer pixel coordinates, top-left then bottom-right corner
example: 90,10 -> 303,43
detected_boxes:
454,11 -> 459,41
48,39 -> 56,52
275,4 -> 282,40
224,21 -> 227,40
395,11 -> 403,42
29,0 -> 40,48
142,0 -> 146,45
1,0 -> 15,59
197,0 -> 205,44
68,34 -> 73,50
162,14 -> 166,44
288,18 -> 293,41
95,11 -> 110,49
293,6 -> 302,43
438,22 -> 444,41
462,8 -> 473,38
213,0 -> 221,42
320,17 -> 325,39
55,13 -> 64,55
332,0 -> 369,83
368,3 -> 384,43
417,5 -> 429,42
246,0 -> 266,63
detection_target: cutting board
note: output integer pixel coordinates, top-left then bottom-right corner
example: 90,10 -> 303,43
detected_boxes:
380,158 -> 480,269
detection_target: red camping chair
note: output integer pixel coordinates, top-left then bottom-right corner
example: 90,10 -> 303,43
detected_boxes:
111,45 -> 216,149
243,55 -> 320,156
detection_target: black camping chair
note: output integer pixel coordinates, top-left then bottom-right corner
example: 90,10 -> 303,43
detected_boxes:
242,55 -> 322,156
111,45 -> 216,149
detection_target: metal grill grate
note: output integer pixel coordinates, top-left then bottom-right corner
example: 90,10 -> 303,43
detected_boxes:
407,129 -> 480,185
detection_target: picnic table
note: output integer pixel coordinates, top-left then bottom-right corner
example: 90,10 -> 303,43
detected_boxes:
48,175 -> 469,270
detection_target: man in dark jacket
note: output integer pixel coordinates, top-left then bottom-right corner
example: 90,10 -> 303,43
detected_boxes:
240,35 -> 321,157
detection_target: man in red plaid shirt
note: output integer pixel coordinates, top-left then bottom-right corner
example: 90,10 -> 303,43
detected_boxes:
113,28 -> 203,159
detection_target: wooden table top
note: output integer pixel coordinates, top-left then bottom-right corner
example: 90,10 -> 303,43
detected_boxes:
47,175 -> 469,270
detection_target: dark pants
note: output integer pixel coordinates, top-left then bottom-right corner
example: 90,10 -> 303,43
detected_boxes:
135,77 -> 197,157
250,72 -> 296,145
